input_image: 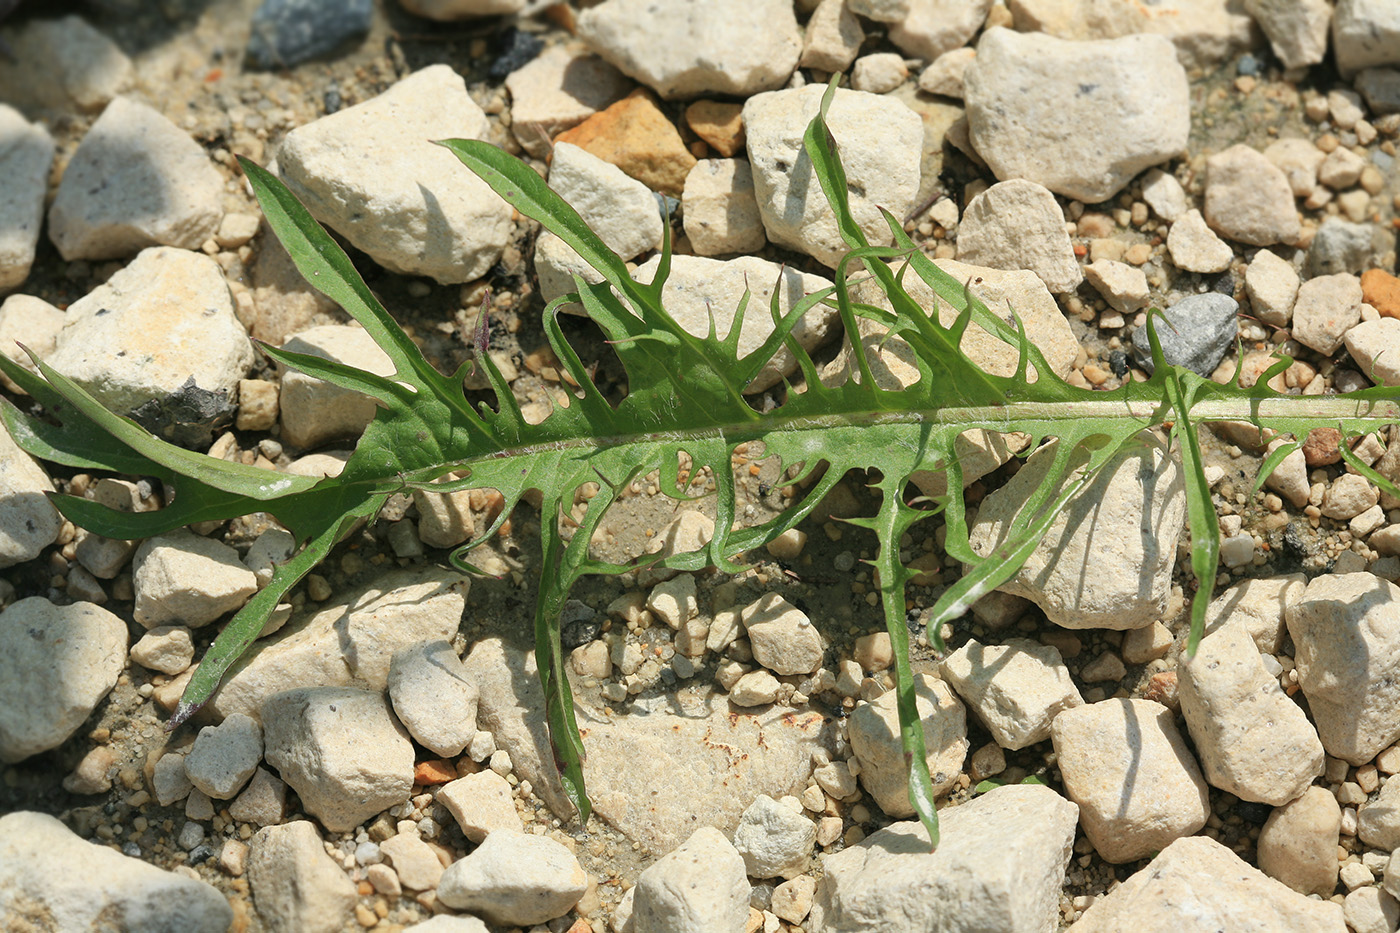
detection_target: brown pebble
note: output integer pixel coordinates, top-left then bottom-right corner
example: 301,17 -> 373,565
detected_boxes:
1142,670 -> 1178,708
1362,268 -> 1400,320
413,759 -> 457,785
685,100 -> 745,158
1302,427 -> 1342,467
554,90 -> 697,197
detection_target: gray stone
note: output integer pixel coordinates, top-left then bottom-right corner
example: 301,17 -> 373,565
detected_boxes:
0,598 -> 126,763
732,795 -> 817,879
246,0 -> 373,69
0,811 -> 231,932
0,106 -> 54,293
46,247 -> 254,414
463,638 -> 832,855
247,820 -> 356,933
848,674 -> 968,817
388,639 -> 479,758
261,686 -> 415,832
1130,293 -> 1239,377
939,638 -> 1083,750
437,829 -> 587,926
209,566 -> 467,722
1257,786 -> 1341,896
1178,618 -> 1324,805
184,713 -> 263,800
632,827 -> 749,933
1203,144 -> 1300,247
956,179 -> 1082,294
969,436 -> 1185,631
49,98 -> 223,260
401,0 -> 526,18
1356,68 -> 1400,115
132,529 -> 257,629
0,418 -> 62,569
277,65 -> 511,284
1051,699 -> 1209,863
1069,835 -> 1345,932
810,784 -> 1077,933
1285,573 -> 1400,764
1306,218 -> 1375,276
578,0 -> 800,99
964,28 -> 1189,202
743,85 -> 921,268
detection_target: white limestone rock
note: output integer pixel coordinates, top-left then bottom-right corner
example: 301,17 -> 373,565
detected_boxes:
276,323 -> 395,450
732,795 -> 817,879
1177,618 -> 1324,805
0,598 -> 126,763
437,769 -> 523,843
1244,248 -> 1300,328
1141,168 -> 1190,223
0,811 -> 231,932
0,15 -> 132,114
850,53 -> 910,94
261,686 -> 415,833
0,418 -> 62,569
1084,259 -> 1151,314
1257,786 -> 1341,896
1069,835 -> 1345,932
969,436 -> 1185,631
1292,272 -> 1363,356
1167,209 -> 1234,274
550,142 -> 663,262
1052,698 -> 1209,863
1004,0 -> 1254,70
810,784 -> 1077,933
888,0 -> 993,61
48,97 -> 223,260
132,529 -> 258,629
183,714 -> 261,804
437,829 -> 587,926
1345,318 -> 1400,387
1333,0 -> 1400,77
1360,776 -> 1400,851
940,638 -> 1083,750
1286,573 -> 1400,765
956,179 -> 1083,294
848,0 -> 909,21
682,159 -> 766,256
1204,144 -> 1301,247
1203,573 -> 1305,655
0,106 -> 54,293
743,85 -> 921,268
45,247 -> 254,414
209,567 -> 467,722
917,47 -> 977,99
848,674 -> 968,816
505,45 -> 633,159
276,65 -> 511,284
247,820 -> 357,933
800,0 -> 865,73
1245,0 -> 1332,69
380,829 -> 445,891
534,229 -> 606,307
631,827 -> 749,933
1265,137 -> 1325,197
0,293 -> 64,393
129,625 -> 196,675
464,638 -> 832,855
630,254 -> 837,393
742,593 -> 824,676
964,28 -> 1189,203
388,639 -> 479,758
577,0 -> 800,99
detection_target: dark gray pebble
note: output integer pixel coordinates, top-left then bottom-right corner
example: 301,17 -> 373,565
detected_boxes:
1131,292 -> 1239,377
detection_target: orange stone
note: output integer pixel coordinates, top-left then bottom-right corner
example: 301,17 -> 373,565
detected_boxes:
564,921 -> 593,933
413,759 -> 457,785
685,100 -> 745,158
554,90 -> 696,197
1362,268 -> 1400,319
